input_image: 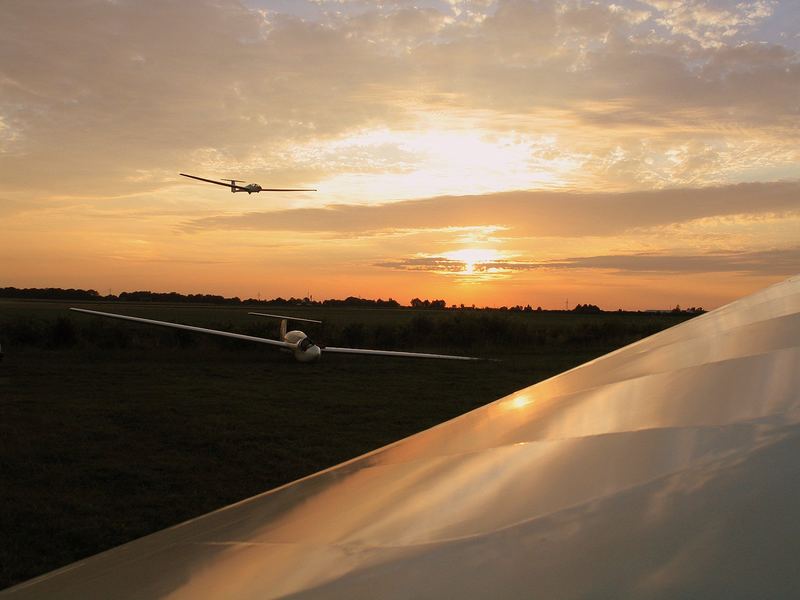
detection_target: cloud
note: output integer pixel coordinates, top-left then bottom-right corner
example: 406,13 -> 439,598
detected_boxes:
642,0 -> 775,47
1,0 -> 798,196
375,256 -> 466,272
184,180 -> 800,237
544,247 -> 800,275
377,246 -> 800,277
0,0 -> 412,192
2,0 -> 797,306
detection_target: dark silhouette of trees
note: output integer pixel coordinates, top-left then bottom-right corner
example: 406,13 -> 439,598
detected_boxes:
573,303 -> 602,314
0,287 -> 400,308
0,287 -> 102,300
118,291 -> 240,304
321,296 -> 400,308
0,286 -> 705,314
671,304 -> 705,314
410,298 -> 446,309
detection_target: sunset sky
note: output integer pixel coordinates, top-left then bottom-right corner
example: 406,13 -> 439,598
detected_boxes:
2,0 -> 798,309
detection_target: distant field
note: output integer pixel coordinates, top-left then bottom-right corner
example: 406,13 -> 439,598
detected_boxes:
0,299 -> 694,588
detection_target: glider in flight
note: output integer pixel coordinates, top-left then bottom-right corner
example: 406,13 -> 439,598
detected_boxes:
68,308 -> 480,362
179,173 -> 316,194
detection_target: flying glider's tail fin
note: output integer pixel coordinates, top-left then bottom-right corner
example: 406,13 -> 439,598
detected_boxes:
220,178 -> 244,192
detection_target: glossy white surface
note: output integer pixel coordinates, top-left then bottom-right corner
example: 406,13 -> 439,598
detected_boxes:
10,275 -> 800,598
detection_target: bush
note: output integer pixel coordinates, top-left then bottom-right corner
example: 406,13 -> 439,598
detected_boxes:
50,317 -> 77,348
340,323 -> 366,347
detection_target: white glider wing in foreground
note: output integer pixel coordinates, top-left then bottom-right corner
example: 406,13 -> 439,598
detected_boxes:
8,275 -> 800,598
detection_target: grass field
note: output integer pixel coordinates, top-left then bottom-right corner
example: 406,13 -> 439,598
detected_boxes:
0,299 -> 694,589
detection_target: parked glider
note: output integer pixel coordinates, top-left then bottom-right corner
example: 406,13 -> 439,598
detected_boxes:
68,308 -> 480,362
179,173 -> 316,194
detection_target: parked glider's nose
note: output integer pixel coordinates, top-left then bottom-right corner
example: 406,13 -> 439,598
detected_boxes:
295,343 -> 322,363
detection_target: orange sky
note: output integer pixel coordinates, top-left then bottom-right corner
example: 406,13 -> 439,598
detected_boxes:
1,0 -> 798,309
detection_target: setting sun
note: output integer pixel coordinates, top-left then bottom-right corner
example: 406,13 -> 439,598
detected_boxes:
442,249 -> 506,275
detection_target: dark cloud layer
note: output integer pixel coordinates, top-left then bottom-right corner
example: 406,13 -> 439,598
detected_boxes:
543,247 -> 800,275
377,247 -> 800,277
185,181 -> 800,237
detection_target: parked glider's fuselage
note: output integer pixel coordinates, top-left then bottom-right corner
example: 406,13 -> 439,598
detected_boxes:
284,329 -> 322,362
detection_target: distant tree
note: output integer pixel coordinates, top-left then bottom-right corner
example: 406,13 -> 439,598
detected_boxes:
410,298 -> 426,309
341,322 -> 366,347
50,317 -> 77,348
321,296 -> 399,308
573,303 -> 602,314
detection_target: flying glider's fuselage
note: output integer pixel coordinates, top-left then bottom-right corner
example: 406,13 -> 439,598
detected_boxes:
234,183 -> 263,194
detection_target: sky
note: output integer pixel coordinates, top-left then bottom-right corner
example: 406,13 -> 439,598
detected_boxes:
1,0 -> 798,309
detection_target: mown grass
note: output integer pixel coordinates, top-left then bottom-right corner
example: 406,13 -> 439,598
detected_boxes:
0,299 -> 693,588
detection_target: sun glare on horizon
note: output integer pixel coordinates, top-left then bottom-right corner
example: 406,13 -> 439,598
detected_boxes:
442,248 -> 507,276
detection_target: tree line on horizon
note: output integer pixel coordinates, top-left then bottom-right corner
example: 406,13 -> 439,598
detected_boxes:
0,287 -> 402,308
0,287 -> 704,314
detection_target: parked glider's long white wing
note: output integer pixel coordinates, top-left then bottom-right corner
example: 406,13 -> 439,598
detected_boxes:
69,308 -> 294,349
321,346 -> 481,361
249,310 -> 481,360
248,312 -> 322,324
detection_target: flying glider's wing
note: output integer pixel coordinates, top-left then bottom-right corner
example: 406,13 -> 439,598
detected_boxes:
179,173 -> 248,192
257,188 -> 317,192
69,308 -> 294,348
322,346 -> 482,360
